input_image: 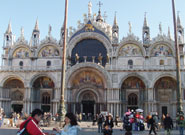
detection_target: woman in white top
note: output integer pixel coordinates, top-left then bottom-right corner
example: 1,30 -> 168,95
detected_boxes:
54,113 -> 80,135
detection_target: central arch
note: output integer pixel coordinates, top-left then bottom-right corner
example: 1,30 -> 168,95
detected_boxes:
66,67 -> 108,117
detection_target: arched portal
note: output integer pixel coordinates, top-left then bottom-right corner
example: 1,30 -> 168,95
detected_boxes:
67,68 -> 107,117
3,78 -> 25,114
154,77 -> 176,117
32,76 -> 55,112
121,76 -> 146,114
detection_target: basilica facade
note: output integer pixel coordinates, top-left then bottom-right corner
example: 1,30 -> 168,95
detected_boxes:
0,2 -> 185,119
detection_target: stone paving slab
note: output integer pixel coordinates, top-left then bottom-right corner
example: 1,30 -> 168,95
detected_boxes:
0,121 -> 181,135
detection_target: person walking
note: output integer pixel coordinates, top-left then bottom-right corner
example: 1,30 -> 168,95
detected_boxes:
98,114 -> 104,133
148,115 -> 157,135
18,108 -> 46,135
54,113 -> 81,135
163,114 -> 173,135
176,115 -> 185,135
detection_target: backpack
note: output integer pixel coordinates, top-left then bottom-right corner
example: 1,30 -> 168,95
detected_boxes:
17,119 -> 31,135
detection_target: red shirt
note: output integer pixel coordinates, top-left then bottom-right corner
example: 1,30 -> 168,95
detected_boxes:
19,117 -> 46,135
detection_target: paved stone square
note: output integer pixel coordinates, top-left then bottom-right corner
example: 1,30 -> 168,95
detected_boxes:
0,121 -> 181,135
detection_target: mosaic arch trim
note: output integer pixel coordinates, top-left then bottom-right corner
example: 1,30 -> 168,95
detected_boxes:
13,47 -> 31,58
71,70 -> 104,89
38,45 -> 60,57
118,44 -> 143,57
151,44 -> 173,57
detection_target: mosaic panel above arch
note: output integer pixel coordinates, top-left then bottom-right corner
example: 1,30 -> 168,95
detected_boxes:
3,78 -> 24,88
71,71 -> 104,89
38,45 -> 60,57
33,77 -> 55,88
118,44 -> 143,57
154,77 -> 176,89
121,77 -> 145,89
13,47 -> 30,58
151,44 -> 173,57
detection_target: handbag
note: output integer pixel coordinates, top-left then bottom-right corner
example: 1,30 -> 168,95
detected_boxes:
17,119 -> 31,135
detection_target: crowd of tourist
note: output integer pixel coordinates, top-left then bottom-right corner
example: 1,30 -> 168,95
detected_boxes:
1,107 -> 185,135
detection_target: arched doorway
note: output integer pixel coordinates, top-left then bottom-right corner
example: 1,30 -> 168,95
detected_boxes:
79,91 -> 97,121
121,76 -> 146,114
32,76 -> 54,112
154,77 -> 176,117
3,78 -> 25,114
68,68 -> 106,116
128,93 -> 138,110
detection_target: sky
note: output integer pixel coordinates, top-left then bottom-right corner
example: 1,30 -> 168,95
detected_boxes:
0,0 -> 184,60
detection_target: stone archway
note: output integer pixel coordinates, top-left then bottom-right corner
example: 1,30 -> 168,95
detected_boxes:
154,77 -> 176,117
67,68 -> 107,116
2,78 -> 25,114
121,76 -> 146,115
31,76 -> 55,113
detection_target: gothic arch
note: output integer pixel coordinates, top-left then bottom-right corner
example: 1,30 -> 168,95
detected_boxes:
67,32 -> 112,57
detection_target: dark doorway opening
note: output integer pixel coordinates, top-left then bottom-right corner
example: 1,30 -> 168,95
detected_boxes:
162,106 -> 167,116
127,106 -> 138,112
41,105 -> 50,112
82,100 -> 95,121
12,104 -> 23,113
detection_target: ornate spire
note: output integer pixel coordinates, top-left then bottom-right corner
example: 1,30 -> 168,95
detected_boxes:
21,27 -> 24,38
159,22 -> 162,35
34,18 -> 39,31
6,21 -> 12,34
88,1 -> 92,18
168,26 -> 171,39
114,12 -> 117,25
48,25 -> 52,37
143,12 -> 148,27
177,11 -> 181,26
128,21 -> 132,34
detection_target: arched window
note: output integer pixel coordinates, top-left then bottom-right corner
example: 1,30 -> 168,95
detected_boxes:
34,34 -> 37,38
19,61 -> 23,69
160,60 -> 164,65
6,35 -> 9,41
46,61 -> 51,67
128,60 -> 133,68
128,93 -> 137,105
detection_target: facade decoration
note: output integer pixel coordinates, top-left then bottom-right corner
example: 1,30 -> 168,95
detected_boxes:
0,2 -> 184,120
38,46 -> 60,57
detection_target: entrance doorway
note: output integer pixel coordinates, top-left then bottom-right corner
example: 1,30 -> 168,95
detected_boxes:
12,104 -> 23,113
41,105 -> 50,112
82,100 -> 94,120
162,106 -> 167,116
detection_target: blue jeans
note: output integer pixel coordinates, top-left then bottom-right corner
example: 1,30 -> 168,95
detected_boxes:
98,123 -> 102,133
179,126 -> 184,135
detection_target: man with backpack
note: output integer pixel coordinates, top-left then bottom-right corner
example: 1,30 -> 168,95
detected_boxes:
18,109 -> 46,135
